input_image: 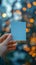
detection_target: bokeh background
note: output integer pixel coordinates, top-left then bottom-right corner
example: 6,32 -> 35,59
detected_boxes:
0,0 -> 36,65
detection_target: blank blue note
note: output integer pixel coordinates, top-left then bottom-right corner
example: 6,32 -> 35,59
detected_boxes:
11,21 -> 26,41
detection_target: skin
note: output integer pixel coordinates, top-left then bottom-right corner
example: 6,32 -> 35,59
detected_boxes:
0,34 -> 16,56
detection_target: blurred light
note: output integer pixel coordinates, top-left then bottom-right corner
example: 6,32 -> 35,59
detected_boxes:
2,2 -> 12,17
32,53 -> 36,57
29,51 -> 33,56
33,1 -> 36,6
14,2 -> 22,9
26,28 -> 30,32
7,0 -> 15,5
30,37 -> 36,45
31,46 -> 36,51
13,12 -> 22,20
6,4 -> 12,17
29,18 -> 34,23
14,15 -> 22,20
27,23 -> 32,28
27,3 -> 32,8
16,10 -> 22,15
22,7 -> 27,11
23,45 -> 30,52
2,13 -> 7,18
7,12 -> 12,17
6,4 -> 12,12
2,0 -> 7,6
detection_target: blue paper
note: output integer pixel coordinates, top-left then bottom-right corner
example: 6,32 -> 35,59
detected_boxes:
11,21 -> 26,41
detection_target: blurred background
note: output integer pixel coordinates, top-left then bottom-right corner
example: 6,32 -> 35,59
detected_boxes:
0,0 -> 36,65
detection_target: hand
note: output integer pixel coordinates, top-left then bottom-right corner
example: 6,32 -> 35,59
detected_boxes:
0,34 -> 16,56
0,34 -> 11,56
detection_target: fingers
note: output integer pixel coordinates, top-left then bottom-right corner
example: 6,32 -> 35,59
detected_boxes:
7,41 -> 16,46
0,34 -> 9,43
7,41 -> 17,51
7,46 -> 16,51
1,34 -> 12,45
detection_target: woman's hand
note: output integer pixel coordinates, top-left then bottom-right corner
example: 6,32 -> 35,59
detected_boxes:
0,34 -> 16,56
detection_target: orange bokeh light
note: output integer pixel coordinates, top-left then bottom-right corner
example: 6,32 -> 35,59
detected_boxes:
26,28 -> 30,32
33,1 -> 36,6
22,7 -> 27,11
29,18 -> 34,23
27,3 -> 32,8
16,10 -> 22,15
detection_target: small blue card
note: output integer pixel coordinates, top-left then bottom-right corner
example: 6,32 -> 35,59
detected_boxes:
11,21 -> 26,41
